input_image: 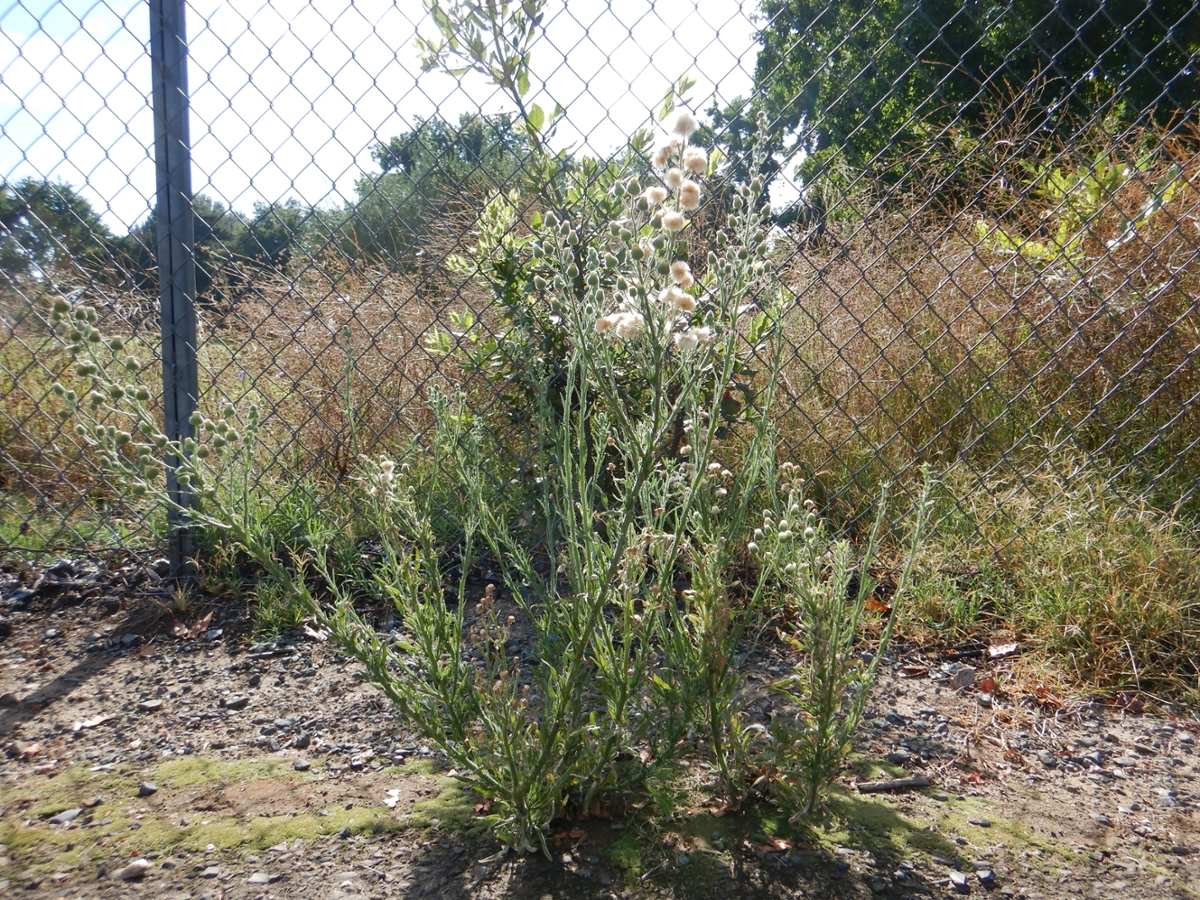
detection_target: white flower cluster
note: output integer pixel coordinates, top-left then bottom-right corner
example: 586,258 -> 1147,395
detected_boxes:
596,110 -> 713,350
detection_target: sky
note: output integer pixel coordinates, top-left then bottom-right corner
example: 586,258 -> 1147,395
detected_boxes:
0,0 -> 767,231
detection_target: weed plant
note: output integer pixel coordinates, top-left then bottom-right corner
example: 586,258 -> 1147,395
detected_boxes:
49,104 -> 932,853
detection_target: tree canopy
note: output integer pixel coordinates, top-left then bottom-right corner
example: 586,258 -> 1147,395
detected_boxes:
0,178 -> 113,284
333,112 -> 532,265
754,0 -> 1200,179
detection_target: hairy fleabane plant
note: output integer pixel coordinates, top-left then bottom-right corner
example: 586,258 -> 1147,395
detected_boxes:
50,103 -> 933,853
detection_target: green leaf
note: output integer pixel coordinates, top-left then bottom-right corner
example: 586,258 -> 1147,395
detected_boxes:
422,329 -> 452,355
517,67 -> 531,98
526,102 -> 544,134
658,83 -> 675,122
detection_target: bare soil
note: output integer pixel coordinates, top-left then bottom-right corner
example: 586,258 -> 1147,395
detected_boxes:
1,555 -> 1198,900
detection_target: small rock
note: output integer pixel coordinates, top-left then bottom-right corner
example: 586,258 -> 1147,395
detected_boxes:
111,858 -> 151,881
137,699 -> 163,712
200,865 -> 220,878
977,868 -> 996,886
968,817 -> 991,827
949,870 -> 969,892
339,826 -> 352,839
885,750 -> 911,765
1038,749 -> 1057,767
293,758 -> 311,772
120,633 -> 140,647
951,666 -> 977,690
138,782 -> 158,797
247,872 -> 275,884
976,692 -> 994,709
1169,845 -> 1191,856
293,731 -> 312,750
0,693 -> 18,708
225,695 -> 250,711
1113,756 -> 1139,767
1092,813 -> 1112,826
833,859 -> 850,872
49,808 -> 81,824
676,854 -> 690,866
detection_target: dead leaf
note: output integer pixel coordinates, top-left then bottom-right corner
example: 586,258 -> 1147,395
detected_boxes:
899,665 -> 929,678
568,828 -> 586,839
988,642 -> 1019,659
72,714 -> 113,732
760,838 -> 791,852
137,644 -> 156,659
978,674 -> 999,694
174,612 -> 212,640
1032,685 -> 1061,709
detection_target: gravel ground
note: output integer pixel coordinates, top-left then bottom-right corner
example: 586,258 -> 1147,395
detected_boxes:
1,554 -> 1198,899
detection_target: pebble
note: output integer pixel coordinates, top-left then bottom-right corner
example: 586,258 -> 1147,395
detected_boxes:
111,858 -> 151,881
49,808 -> 81,824
1114,756 -> 1139,767
293,732 -> 312,749
1091,814 -> 1112,826
138,782 -> 158,797
968,817 -> 992,827
1038,750 -> 1057,767
950,666 -> 977,690
293,758 -> 311,772
200,866 -> 220,878
137,699 -> 163,712
977,868 -> 996,886
246,872 -> 274,884
949,870 -> 969,892
225,695 -> 250,711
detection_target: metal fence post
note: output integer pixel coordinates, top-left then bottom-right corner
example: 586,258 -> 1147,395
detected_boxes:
150,0 -> 199,579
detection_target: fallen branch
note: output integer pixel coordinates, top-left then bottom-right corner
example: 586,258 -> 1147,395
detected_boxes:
856,775 -> 931,794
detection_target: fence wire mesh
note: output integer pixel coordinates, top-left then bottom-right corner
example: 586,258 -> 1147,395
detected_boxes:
1,0 -> 1199,558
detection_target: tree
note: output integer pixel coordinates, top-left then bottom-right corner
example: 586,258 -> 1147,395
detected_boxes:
114,194 -> 249,301
755,0 -> 1200,181
236,199 -> 310,270
333,112 -> 532,266
0,178 -> 113,284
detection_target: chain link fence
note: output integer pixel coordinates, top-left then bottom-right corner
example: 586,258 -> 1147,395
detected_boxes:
2,0 -> 1199,558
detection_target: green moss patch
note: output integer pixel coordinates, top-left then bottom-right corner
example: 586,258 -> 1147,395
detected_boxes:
152,755 -> 320,788
403,763 -> 476,832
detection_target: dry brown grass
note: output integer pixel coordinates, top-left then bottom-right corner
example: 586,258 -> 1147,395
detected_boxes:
770,127 -> 1200,523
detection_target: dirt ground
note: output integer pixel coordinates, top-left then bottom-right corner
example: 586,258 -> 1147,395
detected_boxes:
1,554 -> 1198,899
